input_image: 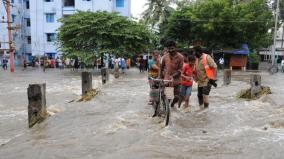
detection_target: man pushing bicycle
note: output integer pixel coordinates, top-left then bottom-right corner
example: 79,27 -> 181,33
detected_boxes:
160,40 -> 184,107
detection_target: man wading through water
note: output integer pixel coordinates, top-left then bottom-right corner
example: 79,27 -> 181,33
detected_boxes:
161,40 -> 184,108
194,46 -> 217,109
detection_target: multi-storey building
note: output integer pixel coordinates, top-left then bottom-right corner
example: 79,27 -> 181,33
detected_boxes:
259,24 -> 284,62
30,0 -> 131,59
0,0 -> 31,65
1,0 -> 131,65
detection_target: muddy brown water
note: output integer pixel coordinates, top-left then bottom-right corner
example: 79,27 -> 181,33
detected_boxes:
0,68 -> 284,159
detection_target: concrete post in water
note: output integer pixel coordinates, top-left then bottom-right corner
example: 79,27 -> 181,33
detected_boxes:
101,67 -> 108,84
250,74 -> 261,87
82,72 -> 92,95
250,74 -> 262,98
223,69 -> 231,85
28,84 -> 47,128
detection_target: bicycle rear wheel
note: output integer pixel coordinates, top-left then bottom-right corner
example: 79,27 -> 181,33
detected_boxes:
162,96 -> 170,126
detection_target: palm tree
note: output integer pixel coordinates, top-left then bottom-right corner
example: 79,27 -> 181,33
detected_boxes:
142,0 -> 175,27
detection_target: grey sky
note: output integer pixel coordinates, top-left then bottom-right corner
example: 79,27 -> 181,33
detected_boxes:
131,0 -> 147,19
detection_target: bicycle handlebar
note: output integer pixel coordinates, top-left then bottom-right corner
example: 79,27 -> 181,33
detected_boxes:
149,77 -> 173,82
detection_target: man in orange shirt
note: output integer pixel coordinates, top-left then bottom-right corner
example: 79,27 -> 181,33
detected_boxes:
194,46 -> 217,109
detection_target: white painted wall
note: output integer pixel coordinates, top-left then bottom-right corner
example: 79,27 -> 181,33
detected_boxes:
0,0 -> 31,64
0,2 -> 9,51
30,0 -> 131,57
114,0 -> 131,17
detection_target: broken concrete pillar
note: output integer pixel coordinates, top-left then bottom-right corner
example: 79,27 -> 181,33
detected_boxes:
250,74 -> 262,98
250,74 -> 261,87
28,84 -> 47,128
223,69 -> 231,85
82,72 -> 92,95
101,67 -> 107,84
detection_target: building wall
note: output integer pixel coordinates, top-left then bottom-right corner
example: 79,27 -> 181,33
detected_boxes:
0,0 -> 31,64
30,0 -> 131,57
114,0 -> 131,17
0,1 -> 9,52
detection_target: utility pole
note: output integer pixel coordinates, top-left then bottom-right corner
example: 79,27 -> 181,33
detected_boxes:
272,0 -> 280,66
4,0 -> 15,72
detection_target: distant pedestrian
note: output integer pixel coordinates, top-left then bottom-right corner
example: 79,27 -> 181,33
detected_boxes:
144,57 -> 148,71
139,56 -> 145,72
281,59 -> 284,72
23,60 -> 27,70
126,58 -> 131,69
58,58 -> 63,69
74,58 -> 79,69
2,58 -> 8,70
120,58 -> 126,73
65,58 -> 70,68
219,57 -> 224,70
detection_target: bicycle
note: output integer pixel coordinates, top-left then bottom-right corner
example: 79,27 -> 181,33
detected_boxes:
268,64 -> 278,74
149,77 -> 173,126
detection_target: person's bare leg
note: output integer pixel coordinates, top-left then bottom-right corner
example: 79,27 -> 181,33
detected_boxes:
203,95 -> 209,109
184,96 -> 189,108
178,95 -> 184,108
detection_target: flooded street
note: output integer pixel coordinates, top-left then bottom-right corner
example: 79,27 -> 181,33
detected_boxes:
0,68 -> 284,159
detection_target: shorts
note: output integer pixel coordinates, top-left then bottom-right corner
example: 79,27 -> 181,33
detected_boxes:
198,84 -> 212,96
180,85 -> 192,97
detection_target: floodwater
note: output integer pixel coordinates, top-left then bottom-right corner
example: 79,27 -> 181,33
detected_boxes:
0,68 -> 284,159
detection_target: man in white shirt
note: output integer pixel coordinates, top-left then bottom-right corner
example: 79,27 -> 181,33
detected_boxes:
219,57 -> 224,70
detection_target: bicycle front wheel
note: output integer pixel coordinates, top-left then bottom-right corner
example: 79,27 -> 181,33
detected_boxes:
269,65 -> 278,74
162,96 -> 170,126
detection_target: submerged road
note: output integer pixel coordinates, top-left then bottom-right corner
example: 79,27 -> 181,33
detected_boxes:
0,68 -> 284,159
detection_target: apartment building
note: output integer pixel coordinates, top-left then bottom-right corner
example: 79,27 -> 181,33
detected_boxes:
0,0 -> 31,65
259,24 -> 284,62
30,0 -> 131,59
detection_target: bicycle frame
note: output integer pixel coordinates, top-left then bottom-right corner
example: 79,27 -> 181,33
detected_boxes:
149,77 -> 171,126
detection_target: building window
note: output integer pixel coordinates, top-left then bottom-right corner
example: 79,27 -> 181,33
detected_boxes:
46,13 -> 55,23
46,33 -> 56,42
27,36 -> 31,44
116,0 -> 124,7
26,1 -> 30,9
64,0 -> 75,7
26,18 -> 30,27
11,14 -> 16,23
45,0 -> 54,2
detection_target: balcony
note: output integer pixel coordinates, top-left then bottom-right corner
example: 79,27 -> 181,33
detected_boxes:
63,0 -> 75,15
63,7 -> 75,15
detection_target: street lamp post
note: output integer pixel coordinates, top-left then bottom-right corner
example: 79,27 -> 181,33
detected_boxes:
272,0 -> 280,66
4,0 -> 15,72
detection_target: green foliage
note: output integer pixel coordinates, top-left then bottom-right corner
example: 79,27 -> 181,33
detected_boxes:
162,0 -> 274,50
142,0 -> 175,27
248,52 -> 260,64
57,11 -> 156,65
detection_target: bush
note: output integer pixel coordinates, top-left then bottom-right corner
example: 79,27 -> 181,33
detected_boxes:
248,53 -> 260,64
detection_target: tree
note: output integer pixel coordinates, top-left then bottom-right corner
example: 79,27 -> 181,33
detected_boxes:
57,11 -> 156,66
162,0 -> 274,50
142,0 -> 175,27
